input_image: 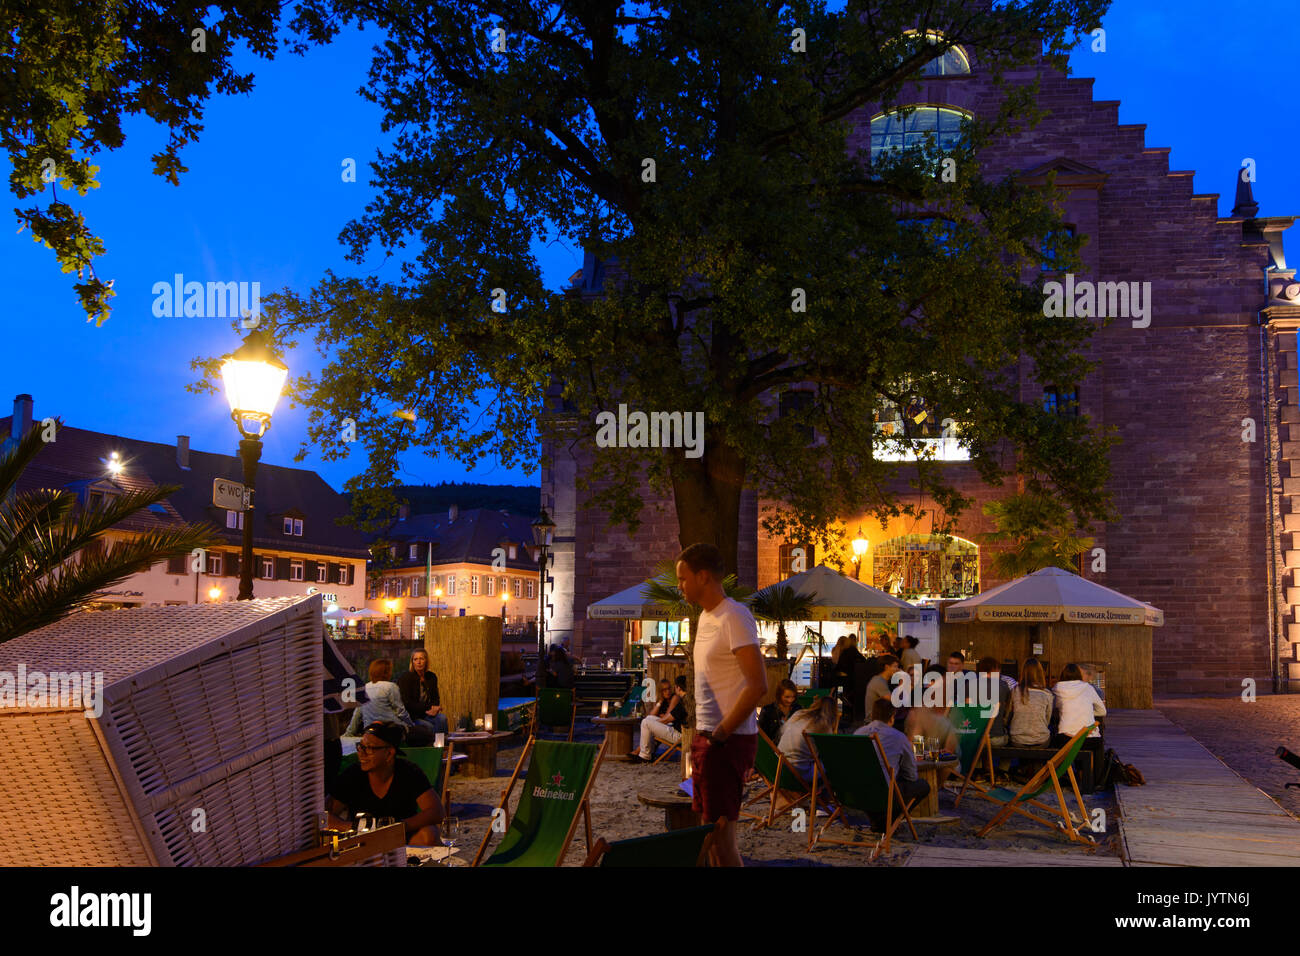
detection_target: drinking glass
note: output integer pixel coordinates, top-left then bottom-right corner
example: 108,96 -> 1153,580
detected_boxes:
926,737 -> 940,760
442,816 -> 462,865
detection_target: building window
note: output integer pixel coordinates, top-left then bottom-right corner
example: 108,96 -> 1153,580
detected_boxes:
447,576 -> 456,596
1040,225 -> 1076,272
261,556 -> 275,579
88,490 -> 103,510
513,577 -> 522,598
226,510 -> 244,530
283,517 -> 293,535
294,518 -> 303,536
207,552 -> 223,576
907,31 -> 970,76
166,554 -> 187,575
508,544 -> 517,559
290,559 -> 304,581
485,576 -> 495,596
499,577 -> 507,595
526,579 -> 535,600
338,564 -> 351,586
470,575 -> 480,596
409,543 -> 419,560
870,107 -> 969,163
778,543 -> 812,580
317,563 -> 328,583
411,576 -> 423,598
1043,387 -> 1080,417
873,389 -> 970,462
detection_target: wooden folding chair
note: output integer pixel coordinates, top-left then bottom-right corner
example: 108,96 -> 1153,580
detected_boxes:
948,704 -> 997,807
472,736 -> 607,866
738,730 -> 813,830
582,820 -> 719,867
975,725 -> 1098,850
806,731 -> 920,860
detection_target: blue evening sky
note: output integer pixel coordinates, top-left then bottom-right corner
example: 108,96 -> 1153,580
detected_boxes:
2,1 -> 1293,492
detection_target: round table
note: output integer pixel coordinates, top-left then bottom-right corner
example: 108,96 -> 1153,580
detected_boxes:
446,731 -> 513,778
592,715 -> 641,759
637,785 -> 701,831
913,757 -> 960,823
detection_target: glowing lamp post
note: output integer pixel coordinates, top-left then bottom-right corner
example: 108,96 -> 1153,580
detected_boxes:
851,528 -> 869,581
219,330 -> 288,600
531,509 -> 556,688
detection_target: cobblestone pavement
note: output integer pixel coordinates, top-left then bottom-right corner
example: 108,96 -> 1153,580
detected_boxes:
1154,696 -> 1300,820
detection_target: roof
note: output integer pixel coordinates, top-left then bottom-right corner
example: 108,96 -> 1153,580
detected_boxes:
1,417 -> 368,559
375,508 -> 540,572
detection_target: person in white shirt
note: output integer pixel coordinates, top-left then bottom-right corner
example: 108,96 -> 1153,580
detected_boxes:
678,542 -> 768,868
1053,662 -> 1106,739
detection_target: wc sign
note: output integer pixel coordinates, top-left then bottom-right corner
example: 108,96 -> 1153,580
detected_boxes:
307,586 -> 339,602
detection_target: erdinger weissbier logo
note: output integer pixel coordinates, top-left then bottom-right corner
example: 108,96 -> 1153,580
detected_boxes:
888,666 -> 1000,716
532,770 -> 577,801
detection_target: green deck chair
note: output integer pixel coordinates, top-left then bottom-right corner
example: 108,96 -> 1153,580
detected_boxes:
948,703 -> 997,807
796,687 -> 833,710
533,687 -> 578,741
805,731 -> 920,860
472,737 -> 607,867
582,821 -> 718,867
976,724 -> 1098,849
740,730 -> 814,830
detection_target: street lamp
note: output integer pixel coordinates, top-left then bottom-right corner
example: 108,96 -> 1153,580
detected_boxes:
208,586 -> 222,602
500,590 -> 509,620
219,329 -> 288,600
385,599 -> 399,638
851,527 -> 869,580
434,587 -> 443,619
531,508 -> 556,688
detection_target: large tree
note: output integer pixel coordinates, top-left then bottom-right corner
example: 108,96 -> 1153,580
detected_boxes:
194,0 -> 1115,572
2,0 -> 282,322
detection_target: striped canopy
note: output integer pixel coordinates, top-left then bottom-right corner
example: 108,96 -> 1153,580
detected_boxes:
943,566 -> 1163,626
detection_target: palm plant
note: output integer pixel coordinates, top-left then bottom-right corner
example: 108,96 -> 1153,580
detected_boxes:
980,491 -> 1094,580
748,584 -> 816,670
642,558 -> 752,725
0,421 -> 221,643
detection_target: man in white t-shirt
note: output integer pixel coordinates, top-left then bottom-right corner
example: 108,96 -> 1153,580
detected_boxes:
677,542 -> 768,867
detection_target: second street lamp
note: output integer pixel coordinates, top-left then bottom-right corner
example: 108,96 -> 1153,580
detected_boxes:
851,527 -> 869,580
219,330 -> 288,600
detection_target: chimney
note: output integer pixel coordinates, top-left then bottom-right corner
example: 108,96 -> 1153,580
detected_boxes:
448,504 -> 458,522
398,503 -> 410,520
176,435 -> 190,470
11,394 -> 32,441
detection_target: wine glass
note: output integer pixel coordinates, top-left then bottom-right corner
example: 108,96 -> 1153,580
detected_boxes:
442,816 -> 462,865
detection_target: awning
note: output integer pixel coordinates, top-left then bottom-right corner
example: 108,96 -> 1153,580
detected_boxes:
751,564 -> 920,623
943,566 -> 1163,626
586,581 -> 675,621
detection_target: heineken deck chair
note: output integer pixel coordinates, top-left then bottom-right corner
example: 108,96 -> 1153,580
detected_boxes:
976,724 -> 1098,849
805,731 -> 920,860
472,737 -> 607,866
949,703 -> 997,807
533,687 -> 578,741
741,729 -> 814,830
582,820 -> 719,867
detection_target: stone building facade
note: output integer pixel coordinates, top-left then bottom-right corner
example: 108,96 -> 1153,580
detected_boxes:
542,45 -> 1300,695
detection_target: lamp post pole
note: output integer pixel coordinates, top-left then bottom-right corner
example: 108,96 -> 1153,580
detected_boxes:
237,438 -> 261,600
531,509 -> 556,690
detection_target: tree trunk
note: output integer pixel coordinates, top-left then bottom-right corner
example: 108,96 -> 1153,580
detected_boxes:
670,435 -> 747,730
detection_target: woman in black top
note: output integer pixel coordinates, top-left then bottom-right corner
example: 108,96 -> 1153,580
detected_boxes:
758,679 -> 800,741
831,636 -> 870,726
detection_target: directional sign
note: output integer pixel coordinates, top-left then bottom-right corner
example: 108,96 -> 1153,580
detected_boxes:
213,477 -> 249,512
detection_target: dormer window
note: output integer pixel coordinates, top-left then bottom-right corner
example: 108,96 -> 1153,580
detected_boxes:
409,544 -> 419,560
508,544 -> 517,560
283,517 -> 303,536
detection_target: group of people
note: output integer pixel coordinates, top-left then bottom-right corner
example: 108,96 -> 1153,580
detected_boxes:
345,649 -> 449,745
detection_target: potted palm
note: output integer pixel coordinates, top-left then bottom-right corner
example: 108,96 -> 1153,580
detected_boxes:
748,584 -> 815,674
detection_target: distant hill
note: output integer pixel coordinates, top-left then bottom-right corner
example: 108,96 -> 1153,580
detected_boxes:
344,482 -> 540,517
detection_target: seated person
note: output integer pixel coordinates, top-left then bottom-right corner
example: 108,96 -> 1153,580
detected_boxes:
396,649 -> 448,737
946,650 -> 969,674
1009,657 -> 1053,747
327,722 -> 444,846
758,679 -> 799,742
631,677 -> 687,762
776,696 -> 838,783
898,636 -> 923,674
864,654 -> 899,717
975,656 -> 1013,747
903,680 -> 958,788
345,659 -> 433,746
855,698 -> 930,831
543,644 -> 576,689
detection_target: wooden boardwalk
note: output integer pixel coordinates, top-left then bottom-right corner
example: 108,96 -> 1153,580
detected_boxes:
1107,709 -> 1300,867
904,846 -> 1122,867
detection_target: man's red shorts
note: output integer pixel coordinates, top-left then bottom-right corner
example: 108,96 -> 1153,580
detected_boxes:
690,732 -> 758,824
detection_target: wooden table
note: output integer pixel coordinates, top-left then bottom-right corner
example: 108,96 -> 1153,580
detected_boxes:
637,785 -> 701,831
446,731 -> 513,778
913,757 -> 960,823
592,715 -> 640,760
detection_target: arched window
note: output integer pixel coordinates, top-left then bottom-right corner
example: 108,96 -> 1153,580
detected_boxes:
870,107 -> 970,163
873,533 -> 979,600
